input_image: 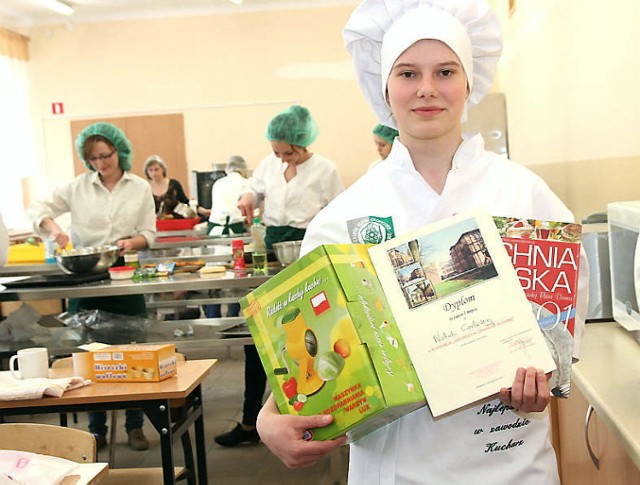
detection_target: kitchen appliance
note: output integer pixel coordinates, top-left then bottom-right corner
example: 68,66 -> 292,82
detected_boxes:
607,201 -> 640,331
191,164 -> 226,210
582,213 -> 612,321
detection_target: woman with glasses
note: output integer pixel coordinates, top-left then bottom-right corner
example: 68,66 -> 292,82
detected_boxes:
28,121 -> 156,452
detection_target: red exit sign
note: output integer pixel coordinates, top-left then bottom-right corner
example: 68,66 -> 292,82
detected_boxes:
51,102 -> 64,115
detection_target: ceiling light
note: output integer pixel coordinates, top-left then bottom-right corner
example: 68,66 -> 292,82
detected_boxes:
41,0 -> 74,16
230,0 -> 244,5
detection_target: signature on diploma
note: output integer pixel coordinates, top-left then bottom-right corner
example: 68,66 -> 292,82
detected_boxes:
514,337 -> 531,358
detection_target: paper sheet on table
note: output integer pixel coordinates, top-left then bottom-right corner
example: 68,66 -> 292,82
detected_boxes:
0,372 -> 91,401
0,450 -> 79,485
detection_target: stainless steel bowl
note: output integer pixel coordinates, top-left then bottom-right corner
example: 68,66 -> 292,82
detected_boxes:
56,245 -> 120,274
272,240 -> 302,266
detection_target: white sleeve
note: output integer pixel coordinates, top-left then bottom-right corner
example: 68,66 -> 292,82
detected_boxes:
26,183 -> 72,237
0,212 -> 8,266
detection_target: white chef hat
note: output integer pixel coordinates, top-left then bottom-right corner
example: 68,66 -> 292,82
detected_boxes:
343,0 -> 502,129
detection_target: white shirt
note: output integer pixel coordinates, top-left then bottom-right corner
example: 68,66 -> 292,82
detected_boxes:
208,172 -> 249,227
28,171 -> 156,248
303,134 -> 588,485
0,212 -> 8,266
245,153 -> 343,229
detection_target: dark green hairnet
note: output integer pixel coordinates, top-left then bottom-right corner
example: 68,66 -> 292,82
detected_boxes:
265,105 -> 319,147
75,122 -> 133,171
372,124 -> 399,145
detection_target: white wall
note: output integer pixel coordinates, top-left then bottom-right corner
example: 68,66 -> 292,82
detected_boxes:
24,5 -> 376,206
11,0 -> 640,228
494,0 -> 640,166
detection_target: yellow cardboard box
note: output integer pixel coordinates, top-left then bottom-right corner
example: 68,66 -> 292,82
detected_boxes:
72,344 -> 177,382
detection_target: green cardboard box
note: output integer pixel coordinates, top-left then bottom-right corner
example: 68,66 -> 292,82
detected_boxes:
240,244 -> 426,442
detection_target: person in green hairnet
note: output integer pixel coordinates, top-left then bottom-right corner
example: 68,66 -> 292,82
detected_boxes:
215,106 -> 343,448
28,121 -> 156,452
368,123 -> 399,171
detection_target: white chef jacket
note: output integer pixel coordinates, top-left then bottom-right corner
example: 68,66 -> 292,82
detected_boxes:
303,133 -> 588,485
245,153 -> 343,229
208,172 -> 249,227
0,212 -> 8,266
28,171 -> 156,248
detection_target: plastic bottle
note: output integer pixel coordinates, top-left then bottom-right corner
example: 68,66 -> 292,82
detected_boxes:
44,237 -> 56,264
250,218 -> 268,274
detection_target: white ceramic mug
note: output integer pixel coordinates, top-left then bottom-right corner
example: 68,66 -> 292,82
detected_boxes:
9,347 -> 50,379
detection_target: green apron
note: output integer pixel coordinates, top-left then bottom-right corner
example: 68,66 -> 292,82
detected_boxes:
67,294 -> 147,317
68,256 -> 147,316
207,215 -> 245,236
265,226 -> 306,250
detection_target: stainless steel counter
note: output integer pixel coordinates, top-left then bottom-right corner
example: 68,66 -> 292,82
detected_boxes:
0,269 -> 273,302
150,234 -> 251,249
0,267 -> 271,358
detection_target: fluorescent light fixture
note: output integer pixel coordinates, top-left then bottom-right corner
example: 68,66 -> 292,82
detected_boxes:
41,0 -> 74,16
230,0 -> 244,5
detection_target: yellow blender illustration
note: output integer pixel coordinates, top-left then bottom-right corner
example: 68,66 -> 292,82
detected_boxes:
280,307 -> 325,396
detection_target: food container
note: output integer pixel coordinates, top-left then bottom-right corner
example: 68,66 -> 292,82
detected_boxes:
155,218 -> 200,231
108,265 -> 136,280
72,344 -> 177,382
272,240 -> 303,266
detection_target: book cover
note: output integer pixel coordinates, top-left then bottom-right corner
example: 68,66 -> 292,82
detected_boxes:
368,208 -> 556,418
494,216 -> 582,397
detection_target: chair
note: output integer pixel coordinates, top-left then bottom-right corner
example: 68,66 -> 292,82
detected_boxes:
0,422 -> 96,463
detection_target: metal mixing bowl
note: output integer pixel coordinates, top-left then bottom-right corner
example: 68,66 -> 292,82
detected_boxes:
56,245 -> 120,274
272,241 -> 302,266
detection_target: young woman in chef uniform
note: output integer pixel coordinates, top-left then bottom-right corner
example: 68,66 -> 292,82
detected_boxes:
255,1 -> 588,483
213,106 -> 343,447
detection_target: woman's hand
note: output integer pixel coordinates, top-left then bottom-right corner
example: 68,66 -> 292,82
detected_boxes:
40,218 -> 69,249
237,193 -> 255,224
52,231 -> 70,250
257,394 -> 348,469
499,367 -> 551,413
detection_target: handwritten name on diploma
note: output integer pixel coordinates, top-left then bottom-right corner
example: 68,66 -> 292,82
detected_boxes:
433,318 -> 495,344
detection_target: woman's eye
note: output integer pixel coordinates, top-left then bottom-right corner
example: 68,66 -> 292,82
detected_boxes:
400,71 -> 415,78
439,69 -> 453,77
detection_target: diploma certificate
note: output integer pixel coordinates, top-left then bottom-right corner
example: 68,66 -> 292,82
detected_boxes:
368,208 -> 556,417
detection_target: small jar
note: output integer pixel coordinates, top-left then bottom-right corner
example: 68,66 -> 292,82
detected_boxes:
231,239 -> 246,271
124,252 -> 140,268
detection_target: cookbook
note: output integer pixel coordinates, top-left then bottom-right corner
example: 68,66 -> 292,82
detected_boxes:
494,216 -> 582,397
368,208 -> 556,417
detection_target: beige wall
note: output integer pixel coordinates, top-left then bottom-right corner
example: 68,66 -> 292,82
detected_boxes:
26,5 -> 376,202
19,1 -> 640,224
492,0 -> 640,217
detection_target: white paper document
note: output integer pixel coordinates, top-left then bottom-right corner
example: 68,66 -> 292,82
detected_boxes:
368,208 -> 556,417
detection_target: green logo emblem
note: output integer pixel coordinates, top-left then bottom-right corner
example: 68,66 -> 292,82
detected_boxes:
347,216 -> 395,244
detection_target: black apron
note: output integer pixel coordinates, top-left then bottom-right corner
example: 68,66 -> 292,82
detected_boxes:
265,225 -> 306,250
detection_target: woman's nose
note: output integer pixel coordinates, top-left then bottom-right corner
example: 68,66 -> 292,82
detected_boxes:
417,80 -> 437,97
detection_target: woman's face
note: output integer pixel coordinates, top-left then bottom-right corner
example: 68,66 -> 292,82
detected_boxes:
86,140 -> 121,178
270,141 -> 305,165
146,162 -> 165,181
373,135 -> 393,160
386,39 -> 469,143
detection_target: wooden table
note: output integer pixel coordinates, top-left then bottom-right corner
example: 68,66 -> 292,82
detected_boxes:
0,359 -> 216,484
61,462 -> 109,484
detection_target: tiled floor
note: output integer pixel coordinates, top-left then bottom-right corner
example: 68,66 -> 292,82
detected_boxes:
7,345 -> 350,484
